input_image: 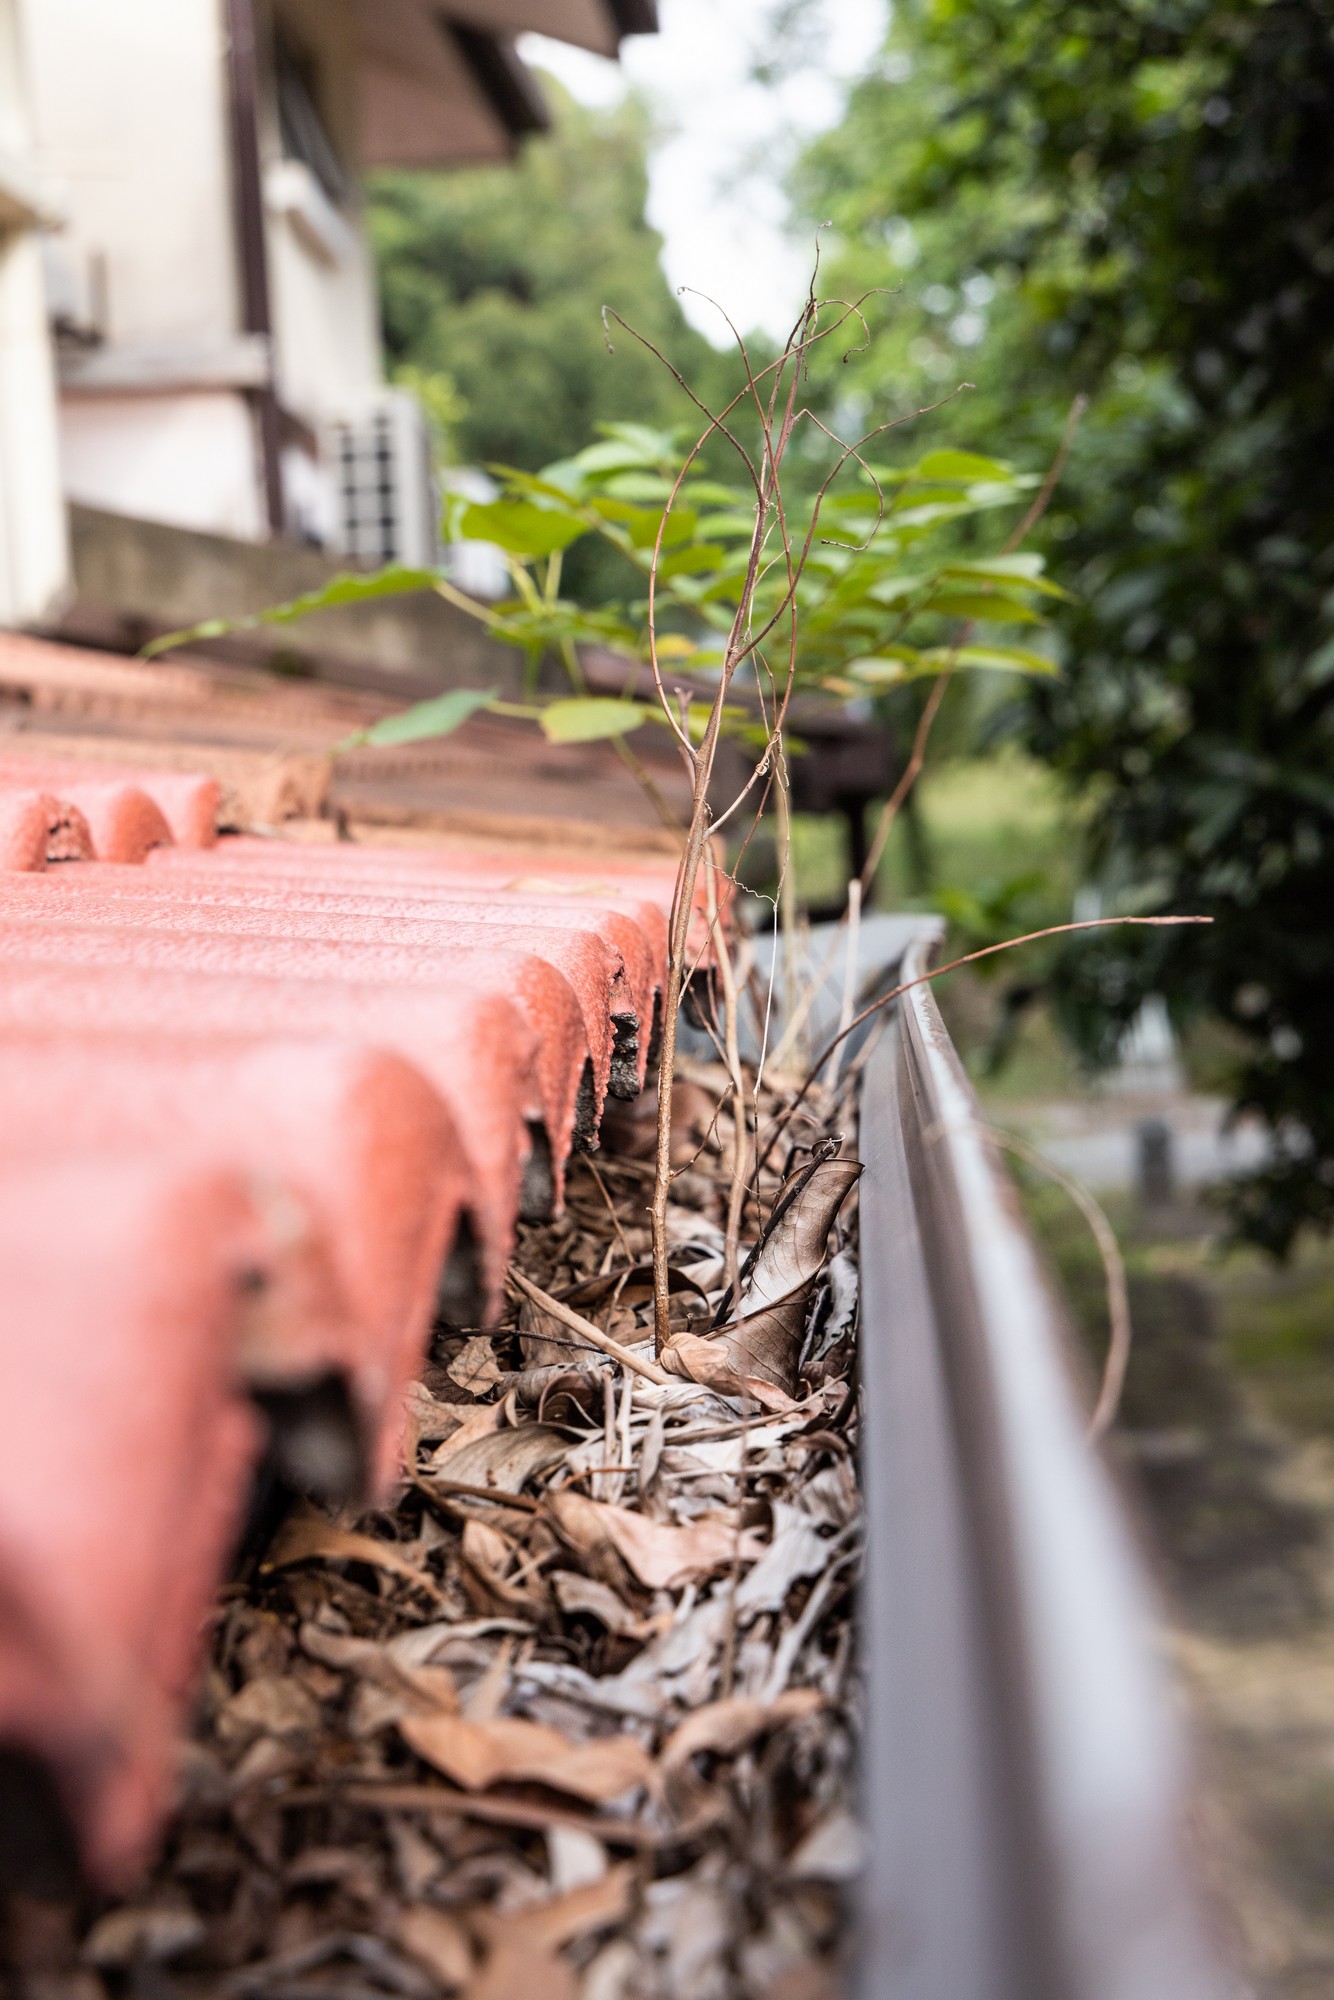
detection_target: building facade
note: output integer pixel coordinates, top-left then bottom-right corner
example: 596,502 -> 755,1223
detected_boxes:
6,0 -> 652,593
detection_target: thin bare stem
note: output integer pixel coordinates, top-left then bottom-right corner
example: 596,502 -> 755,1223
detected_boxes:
760,916 -> 1213,1173
986,1127 -> 1131,1441
860,672 -> 950,896
507,1268 -> 670,1386
1003,394 -> 1088,555
707,853 -> 748,1309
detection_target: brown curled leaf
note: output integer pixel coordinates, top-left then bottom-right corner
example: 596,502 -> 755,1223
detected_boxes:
399,1710 -> 653,1805
548,1489 -> 764,1591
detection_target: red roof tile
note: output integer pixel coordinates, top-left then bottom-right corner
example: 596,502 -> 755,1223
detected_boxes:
0,957 -> 534,1308
0,1035 -> 467,1499
0,730 -> 690,1886
0,909 -> 589,1213
0,1155 -> 265,1887
0,790 -> 92,871
0,754 -> 219,848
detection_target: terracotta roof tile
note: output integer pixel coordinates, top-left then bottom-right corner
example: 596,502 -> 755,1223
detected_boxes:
0,790 -> 92,871
0,956 -> 535,1309
22,863 -> 651,1104
0,1034 -> 467,1500
0,1155 -> 266,1887
0,755 -> 219,849
0,910 -> 589,1219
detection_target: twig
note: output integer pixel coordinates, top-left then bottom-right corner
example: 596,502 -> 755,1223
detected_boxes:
1003,393 -> 1088,554
507,1269 -> 671,1386
833,877 -> 862,1080
707,853 -> 749,1309
987,1127 -> 1132,1441
760,916 -> 1213,1174
859,671 -> 949,894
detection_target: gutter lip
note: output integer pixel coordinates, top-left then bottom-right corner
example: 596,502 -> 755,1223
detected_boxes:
856,924 -> 1227,2000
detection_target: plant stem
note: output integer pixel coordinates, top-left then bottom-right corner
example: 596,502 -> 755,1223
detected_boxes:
707,853 -> 748,1310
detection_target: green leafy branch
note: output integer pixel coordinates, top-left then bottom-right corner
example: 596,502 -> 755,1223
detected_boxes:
141,429 -> 1067,757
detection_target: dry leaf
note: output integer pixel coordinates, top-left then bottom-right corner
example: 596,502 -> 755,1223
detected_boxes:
82,1907 -> 205,1968
448,1334 -> 502,1396
263,1505 -> 438,1592
468,1937 -> 577,2000
399,1905 -> 473,1990
520,1290 -> 579,1369
462,1637 -> 513,1723
734,1502 -> 832,1616
661,1689 -> 823,1777
400,1711 -> 653,1805
716,1157 -> 862,1393
428,1403 -> 502,1464
502,1863 -> 634,1949
216,1674 -> 321,1745
462,1518 -> 515,1579
740,1158 -> 863,1313
552,1571 -> 640,1637
404,1381 -> 473,1442
661,1331 -> 799,1412
438,1423 -> 569,1494
786,1809 -> 864,1883
549,1490 -> 763,1592
547,1825 -> 609,1894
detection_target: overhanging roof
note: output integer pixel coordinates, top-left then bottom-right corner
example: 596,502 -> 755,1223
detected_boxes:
357,0 -> 658,170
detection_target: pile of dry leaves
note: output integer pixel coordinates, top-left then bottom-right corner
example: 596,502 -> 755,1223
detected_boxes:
32,1065 -> 866,2000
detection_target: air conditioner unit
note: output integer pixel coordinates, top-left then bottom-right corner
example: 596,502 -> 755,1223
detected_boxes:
325,391 -> 437,568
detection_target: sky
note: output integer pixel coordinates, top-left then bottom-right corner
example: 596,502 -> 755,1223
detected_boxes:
517,0 -> 887,346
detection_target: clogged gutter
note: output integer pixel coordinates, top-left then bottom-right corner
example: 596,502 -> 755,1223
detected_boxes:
79,1064 -> 864,1999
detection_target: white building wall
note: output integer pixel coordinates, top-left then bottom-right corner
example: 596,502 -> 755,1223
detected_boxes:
23,0 -> 238,350
0,0 -> 68,624
59,391 -> 265,540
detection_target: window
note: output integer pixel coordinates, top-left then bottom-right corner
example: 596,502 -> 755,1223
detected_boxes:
275,36 -> 347,207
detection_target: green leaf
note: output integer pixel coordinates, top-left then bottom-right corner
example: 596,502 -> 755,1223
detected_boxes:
657,543 -> 728,579
456,499 -> 589,559
845,651 -> 925,686
929,643 -> 1060,675
539,698 -> 650,743
140,564 -> 444,658
350,687 -> 496,751
918,592 -> 1044,623
912,449 -> 1016,481
942,555 -> 1072,597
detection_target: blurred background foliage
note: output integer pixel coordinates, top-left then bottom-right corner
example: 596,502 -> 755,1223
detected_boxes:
792,0 -> 1334,1254
369,85 -> 742,606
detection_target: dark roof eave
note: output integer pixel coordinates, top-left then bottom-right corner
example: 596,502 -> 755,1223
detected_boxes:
442,16 -> 551,140
605,0 -> 658,33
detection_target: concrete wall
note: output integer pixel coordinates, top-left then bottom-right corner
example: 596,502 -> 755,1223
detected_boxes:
60,504 -> 521,698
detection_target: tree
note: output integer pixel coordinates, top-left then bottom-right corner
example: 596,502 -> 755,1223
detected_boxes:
795,0 -> 1334,1253
369,83 -> 727,479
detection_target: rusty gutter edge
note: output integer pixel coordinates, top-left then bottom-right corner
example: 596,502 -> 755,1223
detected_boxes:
856,926 -> 1227,2000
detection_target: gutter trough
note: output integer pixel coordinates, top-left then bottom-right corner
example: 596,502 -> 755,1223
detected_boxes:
857,926 -> 1227,2000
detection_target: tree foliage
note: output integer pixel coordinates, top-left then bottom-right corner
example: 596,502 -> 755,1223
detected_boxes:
368,85 -> 725,478
797,0 -> 1334,1252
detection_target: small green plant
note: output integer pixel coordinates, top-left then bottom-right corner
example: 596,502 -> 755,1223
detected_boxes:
145,280 -> 1084,1355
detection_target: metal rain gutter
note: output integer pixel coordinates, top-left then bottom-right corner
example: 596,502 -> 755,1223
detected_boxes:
856,926 -> 1227,2000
